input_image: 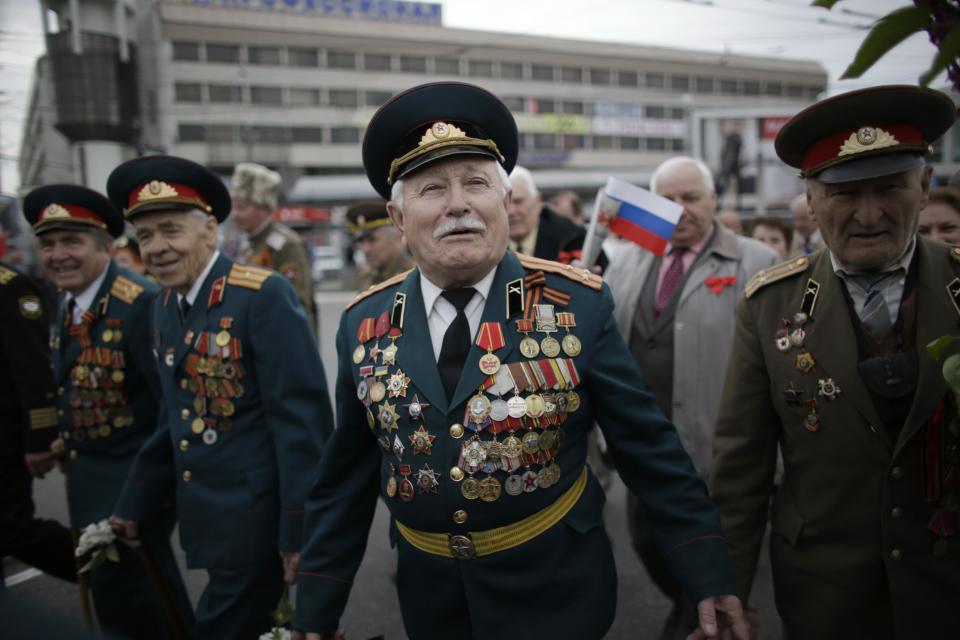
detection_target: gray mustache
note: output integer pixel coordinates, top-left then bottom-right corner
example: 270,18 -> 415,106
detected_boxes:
433,217 -> 487,239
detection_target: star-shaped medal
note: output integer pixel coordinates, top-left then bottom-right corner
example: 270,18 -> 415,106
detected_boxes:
386,369 -> 410,398
403,394 -> 431,421
408,425 -> 436,455
377,402 -> 400,432
783,382 -> 804,406
414,463 -> 441,494
368,343 -> 382,363
392,434 -> 405,460
381,342 -> 398,366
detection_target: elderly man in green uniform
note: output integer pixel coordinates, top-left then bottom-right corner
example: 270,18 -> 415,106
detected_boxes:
231,162 -> 317,334
23,184 -> 193,637
106,155 -> 334,639
711,85 -> 960,638
0,260 -> 75,584
293,81 -> 748,640
346,199 -> 413,290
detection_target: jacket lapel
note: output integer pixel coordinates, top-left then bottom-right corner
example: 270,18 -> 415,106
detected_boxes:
450,254 -> 526,410
173,254 -> 232,371
56,263 -> 116,384
801,252 -> 886,440
897,239 -> 957,452
394,271 -> 448,414
677,226 -> 739,308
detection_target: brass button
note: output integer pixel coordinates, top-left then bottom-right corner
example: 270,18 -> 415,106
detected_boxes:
450,467 -> 465,482
891,506 -> 903,519
182,470 -> 192,482
890,547 -> 902,560
57,409 -> 65,417
179,439 -> 189,452
46,391 -> 54,400
453,510 -> 468,525
891,466 -> 903,479
180,408 -> 190,420
57,386 -> 65,396
449,423 -> 465,438
69,450 -> 78,460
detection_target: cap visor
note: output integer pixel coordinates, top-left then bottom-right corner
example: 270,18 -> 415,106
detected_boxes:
814,153 -> 925,184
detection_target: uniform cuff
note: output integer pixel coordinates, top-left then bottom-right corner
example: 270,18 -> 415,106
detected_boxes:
664,534 -> 736,603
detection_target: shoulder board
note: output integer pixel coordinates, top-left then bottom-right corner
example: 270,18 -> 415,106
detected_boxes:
0,265 -> 18,285
110,276 -> 145,304
745,255 -> 810,299
346,269 -> 412,310
516,253 -> 602,291
951,246 -> 960,263
227,264 -> 273,290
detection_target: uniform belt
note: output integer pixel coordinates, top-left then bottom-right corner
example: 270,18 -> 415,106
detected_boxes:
395,466 -> 587,560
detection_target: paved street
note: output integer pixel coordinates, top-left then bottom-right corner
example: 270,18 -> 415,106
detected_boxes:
4,468 -> 781,639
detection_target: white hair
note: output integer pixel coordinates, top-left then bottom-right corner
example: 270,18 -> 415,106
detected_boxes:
650,156 -> 715,195
390,161 -> 511,210
509,165 -> 539,197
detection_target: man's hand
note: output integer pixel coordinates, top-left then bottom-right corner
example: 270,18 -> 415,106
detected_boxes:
687,595 -> 751,640
24,451 -> 57,478
108,515 -> 141,547
280,551 -> 300,585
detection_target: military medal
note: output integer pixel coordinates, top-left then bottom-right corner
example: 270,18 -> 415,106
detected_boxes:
817,378 -> 841,401
203,428 -> 218,445
539,429 -> 557,452
537,467 -> 553,489
467,393 -> 491,425
369,380 -> 387,403
521,430 -> 540,454
408,425 -> 436,455
398,465 -> 415,502
381,339 -> 399,366
521,469 -> 539,493
165,348 -> 175,367
392,434 -> 405,460
803,399 -> 820,432
386,369 -> 410,398
476,322 -> 506,375
403,394 -> 430,421
377,402 -> 400,432
357,378 -> 370,404
489,398 -> 509,422
461,476 -> 480,500
461,439 -> 487,471
502,434 -> 523,458
111,369 -> 125,383
354,317 -> 375,364
565,390 -> 581,412
102,329 -> 114,343
377,434 -> 392,454
775,320 -> 792,353
352,344 -> 366,365
450,467 -> 465,482
478,476 -> 502,502
507,393 -> 528,419
191,418 -> 205,434
386,464 -> 398,498
535,304 -> 561,358
366,407 -> 375,429
415,464 -> 441,494
789,327 -> 806,348
216,317 -> 234,348
504,474 -> 524,496
783,382 -> 804,406
516,319 -> 540,358
525,394 -> 546,419
795,350 -> 816,374
556,312 -> 581,357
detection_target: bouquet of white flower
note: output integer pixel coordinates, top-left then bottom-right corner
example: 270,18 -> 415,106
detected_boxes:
75,519 -> 120,574
258,589 -> 295,640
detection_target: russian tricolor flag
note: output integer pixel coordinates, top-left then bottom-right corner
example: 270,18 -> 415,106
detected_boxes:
604,177 -> 682,256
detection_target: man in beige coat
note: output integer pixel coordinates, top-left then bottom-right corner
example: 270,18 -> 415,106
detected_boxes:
606,156 -> 777,638
711,85 -> 960,638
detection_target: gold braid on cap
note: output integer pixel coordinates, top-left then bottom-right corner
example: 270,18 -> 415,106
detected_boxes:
387,121 -> 505,186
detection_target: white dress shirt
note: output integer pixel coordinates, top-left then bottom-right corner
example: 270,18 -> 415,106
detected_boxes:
65,263 -> 110,324
420,268 -> 497,361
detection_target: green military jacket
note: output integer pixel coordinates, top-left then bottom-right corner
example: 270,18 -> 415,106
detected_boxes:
711,238 -> 960,638
246,219 -> 316,335
355,251 -> 415,292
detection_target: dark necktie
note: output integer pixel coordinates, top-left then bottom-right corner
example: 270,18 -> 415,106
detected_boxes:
437,288 -> 476,401
180,297 -> 191,323
655,247 -> 688,317
66,298 -> 77,326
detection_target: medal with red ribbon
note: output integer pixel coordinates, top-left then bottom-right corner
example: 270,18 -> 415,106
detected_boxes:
353,317 -> 375,364
475,322 -> 506,375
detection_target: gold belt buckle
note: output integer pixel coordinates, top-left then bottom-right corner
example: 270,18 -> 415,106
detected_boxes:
448,534 -> 476,560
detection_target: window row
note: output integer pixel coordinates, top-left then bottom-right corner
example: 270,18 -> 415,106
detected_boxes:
174,83 -> 687,119
519,134 -> 685,152
171,41 -> 823,98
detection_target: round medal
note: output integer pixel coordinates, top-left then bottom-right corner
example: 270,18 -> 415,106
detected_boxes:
468,394 -> 491,423
352,344 -> 366,364
505,474 -> 524,496
525,394 -> 545,418
450,467 -> 465,482
489,398 -> 510,422
357,379 -> 369,403
507,395 -> 527,419
216,331 -> 231,347
804,413 -> 820,432
478,353 -> 501,375
566,391 -> 581,413
202,428 -> 218,445
449,423 -> 465,438
519,337 -> 540,358
547,462 -> 561,485
399,478 -> 415,502
502,435 -> 523,458
789,328 -> 806,348
555,393 -> 569,414
180,378 -> 189,390
521,469 -> 539,493
369,381 -> 386,403
521,430 -> 540,454
113,330 -> 123,342
541,336 -> 561,358
539,429 -> 557,451
101,329 -> 114,343
98,424 -> 111,438
542,394 -> 557,417
191,418 -> 205,434
561,334 -> 582,357
537,467 -> 552,489
111,369 -> 125,384
478,476 -> 502,502
386,475 -> 398,498
461,477 -> 480,500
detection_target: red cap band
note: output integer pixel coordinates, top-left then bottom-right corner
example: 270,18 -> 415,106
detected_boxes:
35,203 -> 107,231
800,124 -> 926,176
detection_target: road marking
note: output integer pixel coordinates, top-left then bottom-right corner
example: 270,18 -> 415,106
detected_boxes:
4,567 -> 43,587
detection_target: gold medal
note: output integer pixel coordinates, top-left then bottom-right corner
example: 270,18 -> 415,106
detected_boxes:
537,467 -> 552,489
352,344 -> 366,364
561,334 -> 582,357
519,337 -> 540,358
461,476 -> 480,500
566,391 -> 581,412
502,435 -> 523,458
381,343 -> 398,366
113,329 -> 123,342
478,352 -> 501,375
467,393 -> 491,424
222,400 -> 235,417
386,475 -> 398,498
539,429 -> 557,451
525,394 -> 545,418
99,424 -> 111,438
450,467 -> 465,482
192,418 -> 205,434
216,330 -> 231,347
180,378 -> 189,390
540,335 -> 561,358
521,430 -> 540,454
101,329 -> 114,343
111,369 -> 125,384
478,476 -> 502,503
369,381 -> 386,403
366,407 -> 375,429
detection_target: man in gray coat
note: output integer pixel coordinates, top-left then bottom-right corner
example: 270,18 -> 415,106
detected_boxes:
605,156 -> 778,639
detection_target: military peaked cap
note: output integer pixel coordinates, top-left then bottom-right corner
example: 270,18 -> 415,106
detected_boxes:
23,184 -> 125,238
107,155 -> 232,222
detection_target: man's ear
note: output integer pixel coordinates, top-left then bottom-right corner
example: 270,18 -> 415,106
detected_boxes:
387,201 -> 405,234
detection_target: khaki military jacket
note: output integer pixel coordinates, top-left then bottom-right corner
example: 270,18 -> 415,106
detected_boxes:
711,238 -> 960,638
355,251 -> 414,292
246,220 -> 316,335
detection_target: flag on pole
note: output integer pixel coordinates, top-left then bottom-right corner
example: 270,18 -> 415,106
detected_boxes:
603,177 -> 682,256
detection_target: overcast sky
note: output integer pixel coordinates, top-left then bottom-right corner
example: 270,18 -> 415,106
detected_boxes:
0,0 -> 945,192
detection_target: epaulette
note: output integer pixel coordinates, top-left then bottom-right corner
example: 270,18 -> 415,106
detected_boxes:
110,276 -> 145,304
346,269 -> 412,310
0,265 -> 17,285
227,264 -> 272,290
745,255 -> 810,299
951,246 -> 960,263
516,253 -> 602,291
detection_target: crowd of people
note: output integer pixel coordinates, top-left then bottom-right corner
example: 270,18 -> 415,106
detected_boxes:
2,79 -> 959,640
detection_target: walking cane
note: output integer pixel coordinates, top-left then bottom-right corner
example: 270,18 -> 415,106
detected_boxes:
135,530 -> 190,640
70,529 -> 95,630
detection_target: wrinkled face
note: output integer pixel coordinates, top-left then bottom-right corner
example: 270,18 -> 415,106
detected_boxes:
807,166 -> 931,272
654,162 -> 717,248
792,203 -> 818,237
507,176 -> 541,242
357,226 -> 403,270
133,210 -> 218,292
38,229 -> 111,294
751,223 -> 788,260
388,158 -> 510,288
918,201 -> 960,245
230,200 -> 269,234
